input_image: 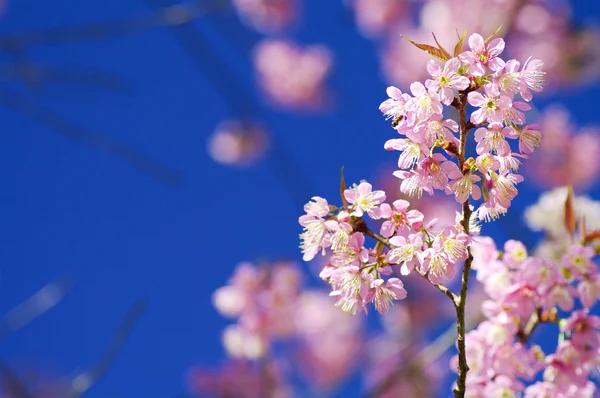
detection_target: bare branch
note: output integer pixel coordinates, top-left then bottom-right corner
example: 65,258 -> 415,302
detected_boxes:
0,277 -> 73,340
0,1 -> 227,51
0,87 -> 181,185
67,300 -> 147,398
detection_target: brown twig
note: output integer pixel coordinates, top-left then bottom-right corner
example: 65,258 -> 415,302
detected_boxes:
453,91 -> 473,398
67,300 -> 146,398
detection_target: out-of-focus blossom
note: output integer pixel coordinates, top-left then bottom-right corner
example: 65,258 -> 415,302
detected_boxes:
381,27 -> 434,89
207,120 -> 269,167
188,359 -> 292,398
375,0 -> 599,89
231,0 -> 299,34
365,306 -> 447,398
525,106 -> 600,190
347,0 -> 409,38
293,291 -> 363,389
510,6 -> 600,88
524,186 -> 600,259
212,262 -> 302,358
198,264 -> 363,396
254,39 -> 333,111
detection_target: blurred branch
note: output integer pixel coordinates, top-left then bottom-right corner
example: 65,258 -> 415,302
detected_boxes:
363,314 -> 481,398
0,63 -> 133,95
0,0 -> 228,51
0,277 -> 73,341
0,87 -> 181,185
66,300 -> 146,398
146,0 -> 315,208
0,358 -> 35,398
0,1 -> 233,185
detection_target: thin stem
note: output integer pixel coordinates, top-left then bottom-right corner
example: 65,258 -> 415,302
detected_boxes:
453,92 -> 473,398
363,313 -> 483,398
518,308 -> 541,344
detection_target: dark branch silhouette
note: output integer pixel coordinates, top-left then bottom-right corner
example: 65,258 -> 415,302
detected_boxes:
145,0 -> 315,207
0,87 -> 181,185
0,0 -> 229,185
0,63 -> 133,95
0,0 -> 227,50
66,300 -> 146,398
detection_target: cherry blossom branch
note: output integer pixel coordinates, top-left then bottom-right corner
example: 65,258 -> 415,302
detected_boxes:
453,91 -> 473,398
517,308 -> 559,345
517,308 -> 542,344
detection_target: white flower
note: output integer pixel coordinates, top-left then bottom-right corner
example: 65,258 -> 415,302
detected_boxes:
524,187 -> 600,237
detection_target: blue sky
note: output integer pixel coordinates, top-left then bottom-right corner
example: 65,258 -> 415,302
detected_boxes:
0,1 -> 599,397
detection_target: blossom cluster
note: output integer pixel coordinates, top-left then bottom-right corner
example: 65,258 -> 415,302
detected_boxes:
253,39 -> 333,110
452,226 -> 600,396
525,105 -> 600,190
194,261 -> 363,396
381,33 -> 544,222
212,262 -> 302,359
369,0 -> 599,89
299,181 -> 475,315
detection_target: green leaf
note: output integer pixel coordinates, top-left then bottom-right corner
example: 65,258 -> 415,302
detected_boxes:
401,35 -> 451,62
454,29 -> 467,57
485,25 -> 503,44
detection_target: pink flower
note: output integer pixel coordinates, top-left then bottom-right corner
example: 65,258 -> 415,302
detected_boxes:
519,57 -> 545,101
470,236 -> 499,271
387,233 -> 424,275
413,115 -> 459,148
468,84 -> 513,124
484,170 -> 523,209
425,58 -> 470,105
303,196 -> 330,218
330,232 -> 369,268
474,123 -> 514,156
561,244 -> 597,278
405,81 -> 443,121
379,199 -> 424,237
379,86 -> 410,122
299,198 -> 333,261
459,33 -> 506,76
329,265 -> 369,315
344,182 -> 386,218
563,311 -> 600,361
433,226 -> 471,264
503,240 -> 528,267
393,169 -> 431,197
578,274 -> 600,308
384,138 -> 428,169
518,124 -> 542,154
365,278 -> 407,314
418,248 -> 453,284
446,163 -> 482,203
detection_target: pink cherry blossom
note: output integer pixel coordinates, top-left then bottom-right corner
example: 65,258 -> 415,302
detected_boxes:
344,182 -> 386,218
459,33 -> 506,76
468,84 -> 513,124
425,57 -> 470,105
